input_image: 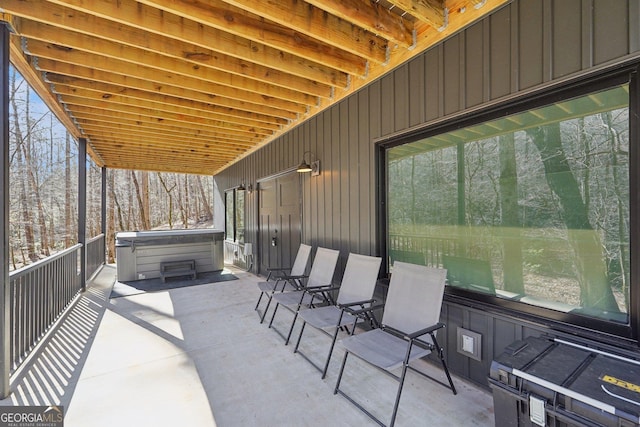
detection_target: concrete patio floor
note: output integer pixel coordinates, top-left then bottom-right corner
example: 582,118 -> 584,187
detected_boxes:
0,264 -> 495,426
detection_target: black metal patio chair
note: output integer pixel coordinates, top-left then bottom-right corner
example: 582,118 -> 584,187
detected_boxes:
334,261 -> 457,427
254,243 -> 312,323
292,253 -> 382,379
267,247 -> 339,344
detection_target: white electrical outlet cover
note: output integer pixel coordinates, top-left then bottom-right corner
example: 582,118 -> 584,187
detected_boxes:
462,335 -> 474,353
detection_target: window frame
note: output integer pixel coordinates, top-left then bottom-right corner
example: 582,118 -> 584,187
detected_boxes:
378,65 -> 639,346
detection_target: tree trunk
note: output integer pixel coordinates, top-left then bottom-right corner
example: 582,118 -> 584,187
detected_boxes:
141,170 -> 151,228
20,91 -> 50,257
527,124 -> 620,312
10,74 -> 37,262
107,170 -> 116,263
65,132 -> 72,247
158,173 -> 176,229
499,134 -> 524,294
131,171 -> 150,230
196,176 -> 212,221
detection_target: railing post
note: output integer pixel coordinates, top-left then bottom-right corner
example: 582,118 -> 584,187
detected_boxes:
101,167 -> 106,236
78,138 -> 87,291
0,22 -> 11,398
101,167 -> 107,266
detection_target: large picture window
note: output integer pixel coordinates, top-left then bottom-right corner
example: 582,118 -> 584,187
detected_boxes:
385,75 -> 635,337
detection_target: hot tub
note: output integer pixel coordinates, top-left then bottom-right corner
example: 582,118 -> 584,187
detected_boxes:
115,229 -> 224,281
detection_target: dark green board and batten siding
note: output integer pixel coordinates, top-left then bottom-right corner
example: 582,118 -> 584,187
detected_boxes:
214,0 -> 640,388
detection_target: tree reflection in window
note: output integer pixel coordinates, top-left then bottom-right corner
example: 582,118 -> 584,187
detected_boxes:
387,84 -> 629,323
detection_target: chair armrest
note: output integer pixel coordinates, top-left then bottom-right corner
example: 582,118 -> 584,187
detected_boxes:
279,274 -> 308,280
338,298 -> 376,308
344,303 -> 384,316
267,267 -> 291,272
305,285 -> 340,294
405,323 -> 446,340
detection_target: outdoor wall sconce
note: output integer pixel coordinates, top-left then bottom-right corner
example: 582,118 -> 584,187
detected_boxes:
237,182 -> 246,191
297,151 -> 321,176
247,183 -> 253,193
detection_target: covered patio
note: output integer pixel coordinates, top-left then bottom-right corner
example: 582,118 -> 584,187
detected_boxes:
0,265 -> 494,426
2,1 -> 640,425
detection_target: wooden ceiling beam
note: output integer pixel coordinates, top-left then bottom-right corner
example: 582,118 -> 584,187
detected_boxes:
24,38 -> 319,108
44,73 -> 288,126
134,0 -> 383,68
5,0 -> 349,88
62,96 -> 273,139
15,19 -> 333,100
88,133 -> 247,157
42,0 -> 369,76
33,58 -> 305,118
303,0 -> 415,48
103,159 -> 224,176
211,0 -> 399,55
51,84 -> 282,133
386,0 -> 446,28
74,114 -> 263,146
75,117 -> 262,148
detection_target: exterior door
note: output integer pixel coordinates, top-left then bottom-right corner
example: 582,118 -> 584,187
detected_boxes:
258,172 -> 302,276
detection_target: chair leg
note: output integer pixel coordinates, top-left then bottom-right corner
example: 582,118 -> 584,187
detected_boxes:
389,362 -> 410,427
268,302 -> 279,328
254,291 -> 264,311
432,333 -> 457,395
321,326 -> 341,379
333,351 -> 349,394
293,321 -> 306,353
260,294 -> 274,324
284,311 -> 299,345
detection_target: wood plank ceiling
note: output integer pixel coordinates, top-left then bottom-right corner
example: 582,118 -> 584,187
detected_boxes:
1,0 -> 510,175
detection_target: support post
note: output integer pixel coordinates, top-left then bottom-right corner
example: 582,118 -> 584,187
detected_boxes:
101,167 -> 106,236
0,23 -> 11,398
78,138 -> 87,291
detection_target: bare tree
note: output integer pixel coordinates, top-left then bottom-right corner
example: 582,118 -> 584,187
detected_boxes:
527,124 -> 620,312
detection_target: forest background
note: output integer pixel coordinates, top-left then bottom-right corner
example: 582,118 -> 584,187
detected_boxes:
8,67 -> 214,270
